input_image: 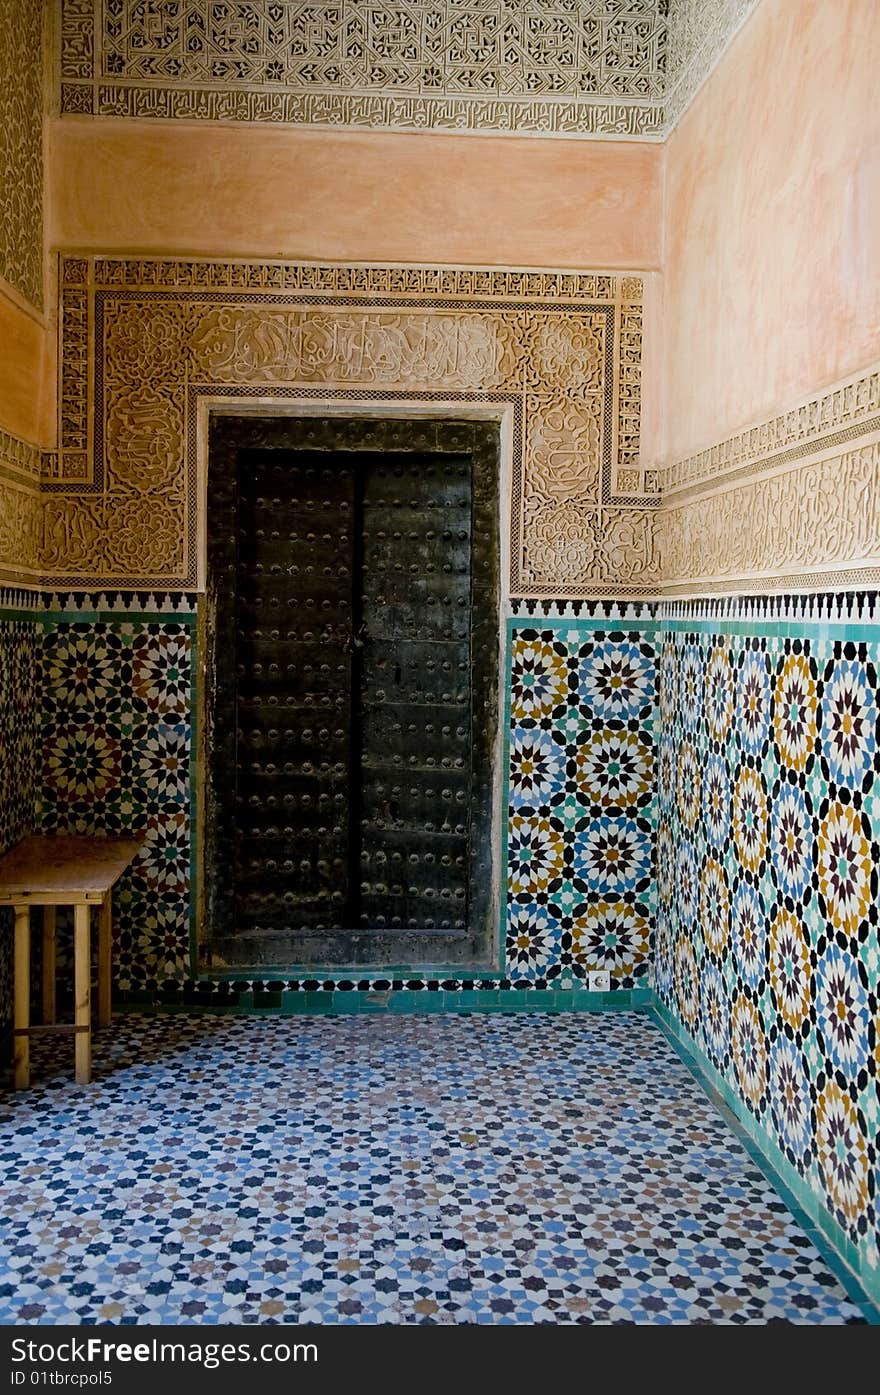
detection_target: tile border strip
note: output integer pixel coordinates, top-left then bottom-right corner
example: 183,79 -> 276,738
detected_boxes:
117,986 -> 655,1014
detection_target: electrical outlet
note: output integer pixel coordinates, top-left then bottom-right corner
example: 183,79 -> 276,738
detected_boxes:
588,970 -> 611,992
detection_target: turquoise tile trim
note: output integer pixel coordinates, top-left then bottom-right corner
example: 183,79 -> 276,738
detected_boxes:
660,616 -> 880,643
119,988 -> 651,1015
650,1001 -> 880,1320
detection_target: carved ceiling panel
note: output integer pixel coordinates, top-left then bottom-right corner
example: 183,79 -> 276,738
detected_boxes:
58,0 -> 758,139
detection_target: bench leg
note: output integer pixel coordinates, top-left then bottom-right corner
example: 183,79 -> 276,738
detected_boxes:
74,903 -> 91,1086
98,891 -> 112,1029
42,906 -> 56,1025
13,905 -> 30,1090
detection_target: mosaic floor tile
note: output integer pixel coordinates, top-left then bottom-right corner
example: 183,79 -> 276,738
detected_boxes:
0,1012 -> 873,1325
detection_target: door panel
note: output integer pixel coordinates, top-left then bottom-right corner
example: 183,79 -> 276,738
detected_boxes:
204,418 -> 499,970
359,454 -> 471,932
234,452 -> 355,934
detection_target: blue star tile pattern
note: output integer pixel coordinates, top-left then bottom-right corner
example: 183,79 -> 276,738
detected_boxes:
0,616 -> 40,1030
37,618 -> 196,995
505,627 -> 656,989
0,1012 -> 872,1324
31,615 -> 659,1001
655,616 -> 880,1294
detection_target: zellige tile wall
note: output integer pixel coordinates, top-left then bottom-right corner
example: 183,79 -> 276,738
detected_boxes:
654,599 -> 880,1299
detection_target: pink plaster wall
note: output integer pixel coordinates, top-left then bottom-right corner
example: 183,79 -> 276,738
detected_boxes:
48,118 -> 665,454
49,119 -> 662,272
661,0 -> 880,464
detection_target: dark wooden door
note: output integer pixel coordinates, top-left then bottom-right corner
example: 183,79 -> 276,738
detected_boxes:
234,452 -> 355,938
359,454 -> 472,933
205,418 -> 498,970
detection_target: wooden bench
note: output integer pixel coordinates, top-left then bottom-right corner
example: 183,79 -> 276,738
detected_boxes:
0,835 -> 142,1089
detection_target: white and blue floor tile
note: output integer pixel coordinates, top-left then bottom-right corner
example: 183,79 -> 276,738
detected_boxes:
0,1012 -> 874,1325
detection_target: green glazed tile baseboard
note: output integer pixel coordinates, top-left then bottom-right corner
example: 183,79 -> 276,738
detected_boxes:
116,986 -> 654,1015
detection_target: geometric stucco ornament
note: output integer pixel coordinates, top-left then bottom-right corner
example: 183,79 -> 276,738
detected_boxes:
0,0 -> 43,309
58,0 -> 761,144
43,256 -> 654,597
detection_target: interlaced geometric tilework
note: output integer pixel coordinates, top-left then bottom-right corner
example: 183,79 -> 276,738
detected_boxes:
654,597 -> 880,1296
36,614 -> 197,996
0,618 -> 39,858
506,623 -> 656,989
0,0 -> 43,308
44,256 -> 653,598
0,613 -> 40,1029
0,1012 -> 872,1323
41,266 -> 880,600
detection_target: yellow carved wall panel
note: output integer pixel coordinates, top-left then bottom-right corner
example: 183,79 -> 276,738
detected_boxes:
661,442 -> 880,593
0,0 -> 44,310
44,255 -> 652,597
0,486 -> 42,588
28,259 -> 880,599
659,365 -> 880,594
58,0 -> 759,140
0,428 -> 42,584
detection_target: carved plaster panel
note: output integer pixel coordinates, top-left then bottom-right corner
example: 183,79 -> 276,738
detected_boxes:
38,256 -> 880,600
660,437 -> 880,594
655,360 -> 880,594
0,477 -> 42,586
0,427 -> 42,484
59,0 -> 667,136
0,429 -> 43,586
0,0 -> 44,308
57,0 -> 757,140
44,255 -> 650,596
664,0 -> 759,128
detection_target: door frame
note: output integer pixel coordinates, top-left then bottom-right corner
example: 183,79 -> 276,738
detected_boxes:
195,395 -> 514,973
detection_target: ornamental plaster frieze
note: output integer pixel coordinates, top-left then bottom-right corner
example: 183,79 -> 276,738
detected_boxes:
37,254 -> 652,596
57,0 -> 759,141
15,255 -> 880,601
655,362 -> 880,596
